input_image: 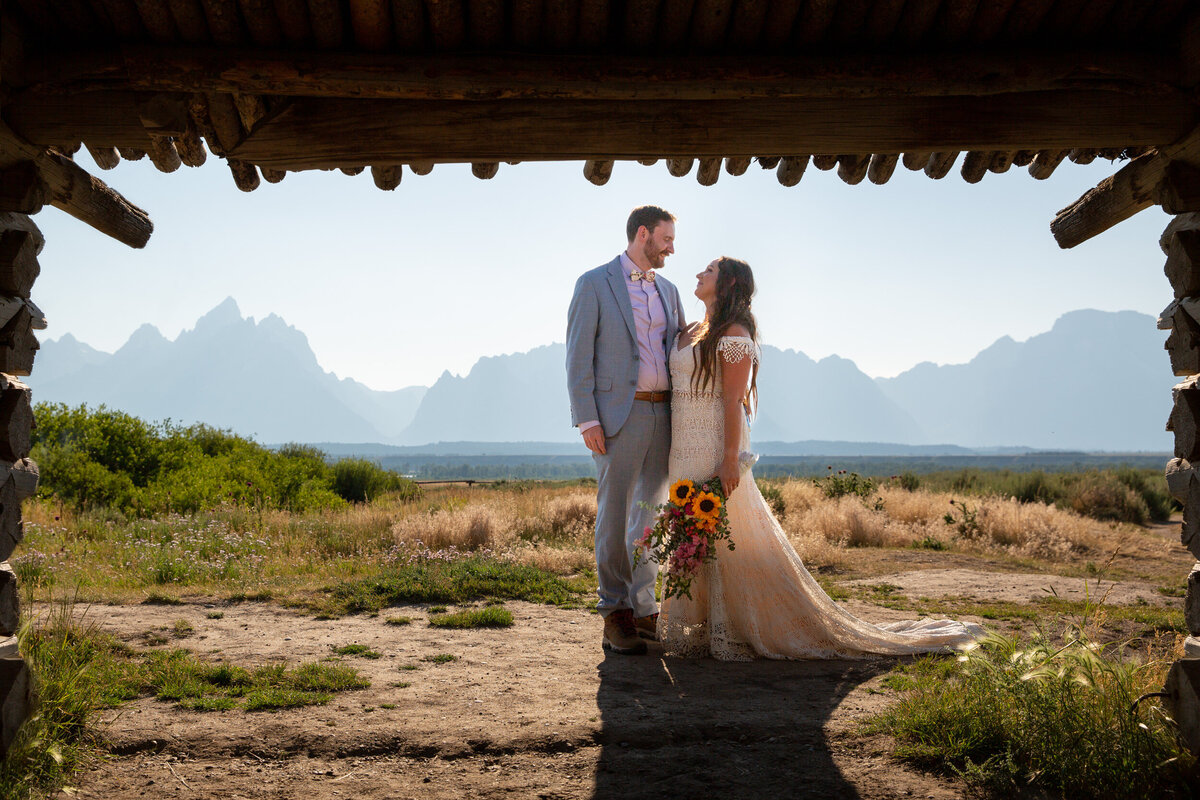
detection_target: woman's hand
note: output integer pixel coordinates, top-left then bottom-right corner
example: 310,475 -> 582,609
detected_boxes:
718,455 -> 740,497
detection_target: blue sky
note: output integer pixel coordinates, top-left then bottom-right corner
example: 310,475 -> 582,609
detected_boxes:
33,152 -> 1171,391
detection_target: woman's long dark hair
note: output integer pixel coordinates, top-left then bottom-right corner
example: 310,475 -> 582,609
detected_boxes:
691,257 -> 758,416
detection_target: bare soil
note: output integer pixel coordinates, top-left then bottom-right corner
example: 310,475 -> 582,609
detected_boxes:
49,557 -> 1188,800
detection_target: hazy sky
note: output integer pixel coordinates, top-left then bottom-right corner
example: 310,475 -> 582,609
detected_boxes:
32,151 -> 1171,391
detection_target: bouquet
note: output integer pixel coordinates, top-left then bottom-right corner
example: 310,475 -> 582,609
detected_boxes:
635,476 -> 736,600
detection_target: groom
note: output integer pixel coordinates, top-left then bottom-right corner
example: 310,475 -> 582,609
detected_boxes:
566,206 -> 686,655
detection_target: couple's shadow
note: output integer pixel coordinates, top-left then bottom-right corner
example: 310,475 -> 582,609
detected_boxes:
593,649 -> 887,799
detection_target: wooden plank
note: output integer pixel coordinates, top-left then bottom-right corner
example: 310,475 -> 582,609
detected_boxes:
577,0 -> 609,49
812,153 -> 838,170
239,0 -> 286,45
960,150 -> 989,183
862,0 -> 906,44
988,150 -> 1014,173
728,0 -> 768,47
511,0 -> 542,47
227,158 -> 260,190
762,0 -> 802,47
307,0 -> 344,47
199,0 -> 245,45
624,0 -> 663,50
96,0 -> 149,39
174,118 -> 207,166
349,0 -> 392,50
691,0 -> 733,49
132,0 -> 178,42
471,161 -> 498,178
392,0 -> 425,47
667,158 -> 693,177
1172,378 -> 1200,462
408,160 -> 433,174
85,143 -> 122,169
1163,214 -> 1200,298
0,309 -> 37,377
544,0 -> 577,49
795,0 -> 836,45
970,0 -> 1019,42
275,0 -> 312,44
1028,148 -> 1067,179
0,387 -> 33,462
35,46 -> 1183,101
146,133 -> 182,172
166,0 -> 210,43
895,0 -> 941,43
901,151 -> 931,170
1167,303 -> 1200,376
220,92 -> 1196,168
260,166 -> 286,182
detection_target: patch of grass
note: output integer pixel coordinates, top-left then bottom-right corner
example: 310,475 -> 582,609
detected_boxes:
179,696 -> 239,712
384,616 -> 412,626
398,664 -> 418,671
910,535 -> 948,551
429,607 -> 514,629
1157,585 -> 1186,598
243,687 -> 331,711
427,605 -> 449,613
171,620 -> 194,637
391,681 -> 412,689
330,644 -> 382,659
866,631 -> 1198,798
322,557 -> 587,615
422,653 -> 458,664
206,611 -> 225,619
380,703 -> 398,709
142,592 -> 182,605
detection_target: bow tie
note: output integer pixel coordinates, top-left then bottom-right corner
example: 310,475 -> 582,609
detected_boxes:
629,270 -> 655,283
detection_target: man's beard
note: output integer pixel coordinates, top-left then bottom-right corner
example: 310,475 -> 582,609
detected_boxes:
643,242 -> 666,269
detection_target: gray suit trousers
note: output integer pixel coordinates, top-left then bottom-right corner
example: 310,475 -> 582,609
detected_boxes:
593,399 -> 670,618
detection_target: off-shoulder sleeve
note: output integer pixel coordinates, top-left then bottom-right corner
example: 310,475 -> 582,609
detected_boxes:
717,336 -> 759,364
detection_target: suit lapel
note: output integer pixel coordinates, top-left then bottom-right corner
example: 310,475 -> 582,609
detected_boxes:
605,258 -> 637,342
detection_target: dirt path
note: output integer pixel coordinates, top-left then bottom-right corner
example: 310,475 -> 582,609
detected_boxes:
52,566 -> 1178,799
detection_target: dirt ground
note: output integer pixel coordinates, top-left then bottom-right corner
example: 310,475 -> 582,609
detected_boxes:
48,562 -> 1186,800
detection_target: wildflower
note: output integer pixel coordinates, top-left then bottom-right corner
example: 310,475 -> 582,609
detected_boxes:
669,479 -> 696,507
692,491 -> 721,525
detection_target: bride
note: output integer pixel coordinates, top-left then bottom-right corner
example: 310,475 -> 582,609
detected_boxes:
658,256 -> 983,660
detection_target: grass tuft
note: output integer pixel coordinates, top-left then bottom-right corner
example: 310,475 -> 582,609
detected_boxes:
429,606 -> 514,629
422,653 -> 457,664
329,644 -> 382,659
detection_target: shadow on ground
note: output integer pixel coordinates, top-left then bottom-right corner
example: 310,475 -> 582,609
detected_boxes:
595,651 -> 887,799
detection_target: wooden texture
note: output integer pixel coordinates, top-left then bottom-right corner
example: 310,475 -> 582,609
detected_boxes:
901,151 -> 930,169
0,563 -> 17,637
776,155 -> 808,186
0,231 -> 38,299
0,309 -> 37,377
1188,563 -> 1200,636
1028,148 -> 1067,179
667,158 -> 693,177
227,158 -> 259,190
1171,378 -> 1200,461
0,656 -> 29,759
1167,303 -> 1200,377
811,154 -> 838,170
0,164 -> 45,215
470,161 -> 497,179
960,150 -> 989,183
209,92 -> 1198,169
145,134 -> 182,172
1164,659 -> 1200,756
407,160 -> 433,174
1161,161 -> 1200,215
85,144 -> 122,169
723,157 -> 750,175
1164,215 -> 1200,298
837,154 -> 870,185
370,164 -> 402,189
583,159 -> 612,185
925,151 -> 958,178
54,47 -> 1184,101
988,150 -> 1014,173
867,152 -> 897,184
174,118 -> 208,166
0,478 -> 21,564
1051,151 -> 1159,247
696,157 -> 721,186
1167,459 -> 1200,561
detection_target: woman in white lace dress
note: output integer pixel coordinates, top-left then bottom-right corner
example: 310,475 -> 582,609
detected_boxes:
658,257 -> 983,661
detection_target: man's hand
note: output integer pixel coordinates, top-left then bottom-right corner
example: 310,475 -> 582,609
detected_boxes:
582,426 -> 607,455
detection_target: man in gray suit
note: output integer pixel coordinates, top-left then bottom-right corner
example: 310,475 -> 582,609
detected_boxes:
566,206 -> 686,655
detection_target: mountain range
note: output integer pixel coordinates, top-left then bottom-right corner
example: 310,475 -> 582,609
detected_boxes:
32,299 -> 1174,451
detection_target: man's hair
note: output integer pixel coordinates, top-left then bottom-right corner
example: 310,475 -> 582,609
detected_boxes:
626,206 -> 676,242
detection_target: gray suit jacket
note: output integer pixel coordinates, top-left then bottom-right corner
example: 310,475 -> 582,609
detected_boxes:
566,256 -> 686,436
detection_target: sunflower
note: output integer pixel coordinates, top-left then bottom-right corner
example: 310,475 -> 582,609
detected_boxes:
669,479 -> 696,507
692,491 -> 722,524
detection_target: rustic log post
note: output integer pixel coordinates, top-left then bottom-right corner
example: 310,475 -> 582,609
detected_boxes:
0,163 -> 45,215
867,153 -> 898,184
583,160 -> 612,185
696,158 -> 721,186
724,157 -> 751,176
811,154 -> 838,170
776,156 -> 808,187
1186,562 -> 1200,641
666,158 -> 693,177
0,563 -> 16,637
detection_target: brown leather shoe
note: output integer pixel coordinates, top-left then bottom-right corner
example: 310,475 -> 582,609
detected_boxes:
602,610 -> 647,655
634,613 -> 659,641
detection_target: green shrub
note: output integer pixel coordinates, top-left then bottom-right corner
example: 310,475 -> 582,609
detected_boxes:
868,631 -> 1197,798
331,458 -> 420,504
897,472 -> 921,491
756,481 -> 786,515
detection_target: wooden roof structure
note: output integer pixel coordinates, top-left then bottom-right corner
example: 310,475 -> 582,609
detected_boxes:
2,0 -> 1199,250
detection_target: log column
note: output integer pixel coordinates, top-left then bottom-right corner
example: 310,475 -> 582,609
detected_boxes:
0,211 -> 43,758
1160,208 -> 1200,755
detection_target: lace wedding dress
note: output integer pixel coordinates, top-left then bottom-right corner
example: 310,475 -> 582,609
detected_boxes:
659,334 -> 984,661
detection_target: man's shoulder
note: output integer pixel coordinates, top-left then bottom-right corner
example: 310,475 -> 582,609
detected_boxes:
579,256 -> 621,282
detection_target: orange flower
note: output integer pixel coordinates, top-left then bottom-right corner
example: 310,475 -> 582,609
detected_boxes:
669,479 -> 696,507
692,491 -> 721,524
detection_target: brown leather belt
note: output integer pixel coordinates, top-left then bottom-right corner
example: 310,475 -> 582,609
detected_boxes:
634,390 -> 670,403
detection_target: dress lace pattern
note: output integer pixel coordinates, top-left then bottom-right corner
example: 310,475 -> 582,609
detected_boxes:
659,335 -> 983,661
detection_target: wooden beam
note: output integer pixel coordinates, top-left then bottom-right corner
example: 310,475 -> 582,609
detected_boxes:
23,46 -> 1184,102
1161,160 -> 1200,214
194,92 -> 1198,169
1052,127 -> 1200,248
0,123 -> 152,247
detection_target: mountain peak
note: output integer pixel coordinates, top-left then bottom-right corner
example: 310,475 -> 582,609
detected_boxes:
194,297 -> 244,330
